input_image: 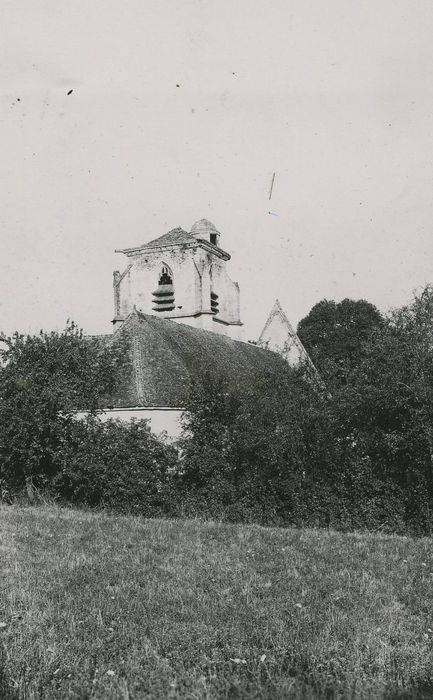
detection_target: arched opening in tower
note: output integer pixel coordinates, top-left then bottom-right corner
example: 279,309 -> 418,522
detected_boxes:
152,265 -> 175,312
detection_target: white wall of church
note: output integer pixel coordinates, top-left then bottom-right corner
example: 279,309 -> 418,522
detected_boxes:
75,407 -> 183,440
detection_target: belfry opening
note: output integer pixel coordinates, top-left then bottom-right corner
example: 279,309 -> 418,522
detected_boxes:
152,266 -> 175,312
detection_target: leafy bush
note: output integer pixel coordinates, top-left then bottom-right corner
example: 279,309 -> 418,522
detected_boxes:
0,322 -> 128,494
177,288 -> 433,533
53,418 -> 178,515
177,365 -> 345,527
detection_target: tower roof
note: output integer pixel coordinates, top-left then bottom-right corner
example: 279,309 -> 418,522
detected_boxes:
116,227 -> 194,254
142,227 -> 194,249
116,222 -> 230,259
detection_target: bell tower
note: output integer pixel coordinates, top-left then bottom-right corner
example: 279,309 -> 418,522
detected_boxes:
113,220 -> 243,339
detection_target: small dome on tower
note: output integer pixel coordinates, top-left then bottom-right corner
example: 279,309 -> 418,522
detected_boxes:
190,219 -> 221,247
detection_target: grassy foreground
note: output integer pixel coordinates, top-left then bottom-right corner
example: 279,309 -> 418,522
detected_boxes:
1,507 -> 433,699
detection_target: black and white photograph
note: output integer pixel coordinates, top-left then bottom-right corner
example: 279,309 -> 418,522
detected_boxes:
1,1 -> 433,697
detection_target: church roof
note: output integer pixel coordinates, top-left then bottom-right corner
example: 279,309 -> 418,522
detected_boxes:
101,311 -> 289,409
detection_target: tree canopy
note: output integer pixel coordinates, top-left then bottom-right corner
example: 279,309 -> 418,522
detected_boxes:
297,298 -> 383,379
179,287 -> 433,532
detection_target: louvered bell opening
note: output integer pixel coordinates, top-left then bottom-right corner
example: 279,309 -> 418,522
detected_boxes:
211,291 -> 219,314
153,283 -> 175,312
153,284 -> 173,298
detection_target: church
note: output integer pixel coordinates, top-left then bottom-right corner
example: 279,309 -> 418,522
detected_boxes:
89,219 -> 312,437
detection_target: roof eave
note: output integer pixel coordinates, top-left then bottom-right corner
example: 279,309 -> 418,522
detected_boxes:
115,241 -> 198,256
196,239 -> 231,260
115,239 -> 231,260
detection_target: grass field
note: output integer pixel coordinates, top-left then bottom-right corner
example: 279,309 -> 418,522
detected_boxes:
1,506 -> 433,699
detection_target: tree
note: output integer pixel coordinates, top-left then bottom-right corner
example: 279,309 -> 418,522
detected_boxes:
297,298 -> 383,380
329,286 -> 433,532
0,322 -> 128,492
178,288 -> 433,533
179,365 -> 342,526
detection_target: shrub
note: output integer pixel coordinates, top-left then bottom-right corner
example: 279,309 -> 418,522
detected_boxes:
0,322 -> 128,494
53,418 -> 178,516
177,365 -> 347,527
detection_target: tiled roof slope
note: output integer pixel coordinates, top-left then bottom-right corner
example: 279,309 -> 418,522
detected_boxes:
139,227 -> 195,250
101,311 -> 289,408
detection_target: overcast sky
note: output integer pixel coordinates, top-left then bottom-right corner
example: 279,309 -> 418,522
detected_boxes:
1,0 -> 433,340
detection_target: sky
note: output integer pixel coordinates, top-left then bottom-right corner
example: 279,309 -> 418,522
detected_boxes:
1,0 -> 433,341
